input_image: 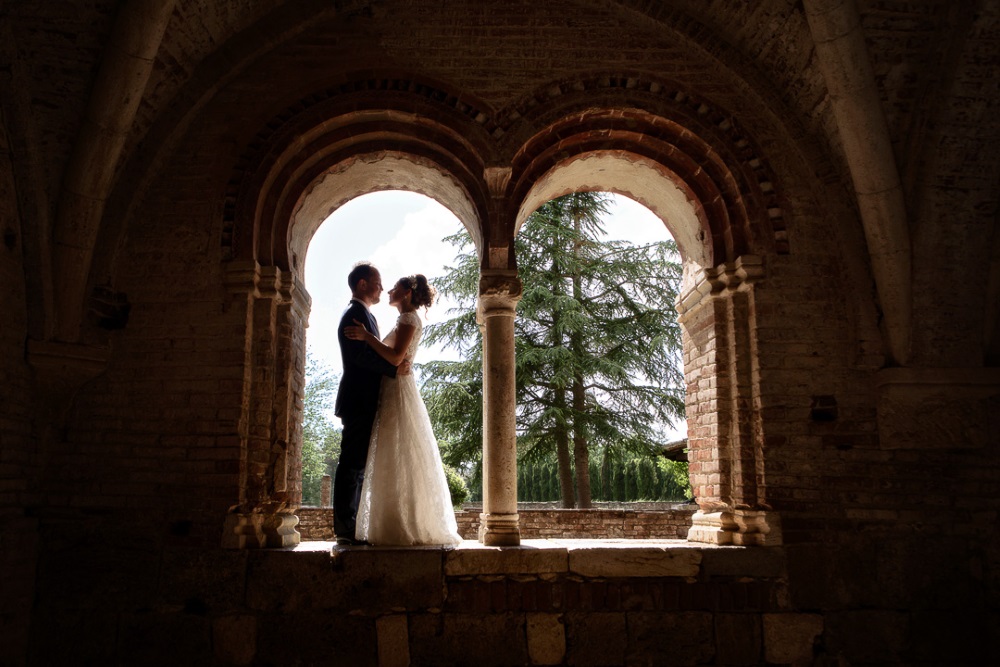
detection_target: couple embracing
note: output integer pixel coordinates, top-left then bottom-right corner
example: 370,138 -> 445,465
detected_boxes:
332,262 -> 462,547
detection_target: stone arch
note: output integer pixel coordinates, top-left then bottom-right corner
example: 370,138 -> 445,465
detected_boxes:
504,99 -> 786,545
220,77 -> 496,546
289,154 -> 480,276
223,74 -> 500,272
500,76 -> 788,266
516,153 -> 711,268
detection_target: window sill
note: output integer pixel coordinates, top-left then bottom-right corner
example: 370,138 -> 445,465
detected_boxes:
291,538 -> 784,579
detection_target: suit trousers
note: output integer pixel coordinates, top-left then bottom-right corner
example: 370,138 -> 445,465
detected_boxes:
333,405 -> 378,538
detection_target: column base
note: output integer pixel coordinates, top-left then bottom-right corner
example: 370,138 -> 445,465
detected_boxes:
687,509 -> 781,546
223,512 -> 301,549
479,512 -> 520,546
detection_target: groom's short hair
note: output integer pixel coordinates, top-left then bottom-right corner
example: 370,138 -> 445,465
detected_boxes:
348,262 -> 377,291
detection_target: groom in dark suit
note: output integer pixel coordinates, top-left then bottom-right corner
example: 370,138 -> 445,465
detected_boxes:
333,262 -> 403,544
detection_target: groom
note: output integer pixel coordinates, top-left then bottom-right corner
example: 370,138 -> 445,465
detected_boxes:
333,262 -> 406,545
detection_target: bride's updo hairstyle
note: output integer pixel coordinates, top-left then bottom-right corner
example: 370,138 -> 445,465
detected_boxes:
401,274 -> 435,310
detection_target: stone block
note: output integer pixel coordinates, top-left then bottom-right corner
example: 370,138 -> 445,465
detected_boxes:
376,614 -> 409,667
212,615 -> 257,666
158,547 -> 248,613
784,542 -> 878,608
565,542 -> 701,577
255,611 -> 376,666
700,545 -> 785,578
245,549 -> 338,612
408,613 -> 527,666
626,611 -> 715,665
714,613 -> 762,665
247,547 -> 444,613
911,609 -> 992,664
526,613 -> 566,665
28,609 -> 118,666
564,612 -> 626,666
338,547 -> 447,610
824,610 -> 908,664
118,611 -> 213,667
763,613 -> 822,665
445,540 -> 568,575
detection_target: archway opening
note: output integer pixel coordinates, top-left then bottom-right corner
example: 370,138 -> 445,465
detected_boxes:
415,190 -> 692,526
510,192 -> 689,511
299,190 -> 468,508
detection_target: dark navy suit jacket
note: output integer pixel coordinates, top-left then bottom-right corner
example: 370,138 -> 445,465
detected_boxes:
334,299 -> 397,420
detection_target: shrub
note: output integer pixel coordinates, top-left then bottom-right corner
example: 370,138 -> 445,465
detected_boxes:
444,464 -> 470,507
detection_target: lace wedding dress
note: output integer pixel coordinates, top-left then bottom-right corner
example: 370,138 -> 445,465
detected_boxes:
356,311 -> 463,546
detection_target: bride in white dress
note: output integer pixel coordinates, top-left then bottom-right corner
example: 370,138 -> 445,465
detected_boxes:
343,274 -> 463,546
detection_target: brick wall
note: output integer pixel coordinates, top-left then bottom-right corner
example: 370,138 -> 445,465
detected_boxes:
297,504 -> 697,541
3,1 -> 998,665
0,97 -> 37,667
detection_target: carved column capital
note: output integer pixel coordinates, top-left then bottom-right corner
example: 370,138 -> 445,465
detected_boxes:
257,265 -> 285,301
483,166 -> 512,198
477,270 -> 522,321
676,255 -> 763,321
223,261 -> 299,306
223,259 -> 261,295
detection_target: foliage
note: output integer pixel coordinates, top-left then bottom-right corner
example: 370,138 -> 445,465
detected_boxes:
517,453 -> 691,502
423,192 -> 686,507
443,464 -> 470,507
420,240 -> 487,493
301,351 -> 343,506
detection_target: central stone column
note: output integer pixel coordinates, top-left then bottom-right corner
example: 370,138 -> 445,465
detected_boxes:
478,270 -> 522,546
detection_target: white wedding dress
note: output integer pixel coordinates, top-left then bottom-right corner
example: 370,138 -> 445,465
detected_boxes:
356,311 -> 463,546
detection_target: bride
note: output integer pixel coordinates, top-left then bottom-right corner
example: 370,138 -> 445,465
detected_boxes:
343,274 -> 463,546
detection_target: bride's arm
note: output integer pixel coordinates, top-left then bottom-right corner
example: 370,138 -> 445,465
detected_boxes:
344,319 -> 415,367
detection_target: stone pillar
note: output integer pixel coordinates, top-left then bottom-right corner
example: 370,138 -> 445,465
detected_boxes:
320,474 -> 332,508
477,269 -> 522,546
677,256 -> 781,546
221,261 -> 308,548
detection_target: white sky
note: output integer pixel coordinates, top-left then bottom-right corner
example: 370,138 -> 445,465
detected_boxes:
303,191 -> 687,439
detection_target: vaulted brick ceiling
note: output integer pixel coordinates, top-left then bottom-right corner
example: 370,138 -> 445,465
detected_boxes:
7,0 -> 994,207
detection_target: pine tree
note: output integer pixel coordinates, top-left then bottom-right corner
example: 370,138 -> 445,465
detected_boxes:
625,459 -> 638,500
422,193 -> 685,507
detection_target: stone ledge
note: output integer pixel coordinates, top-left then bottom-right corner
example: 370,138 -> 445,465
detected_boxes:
564,540 -> 702,578
293,539 -> 771,580
445,540 -> 569,575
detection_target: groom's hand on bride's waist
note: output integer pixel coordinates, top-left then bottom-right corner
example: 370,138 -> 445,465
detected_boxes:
398,359 -> 412,375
